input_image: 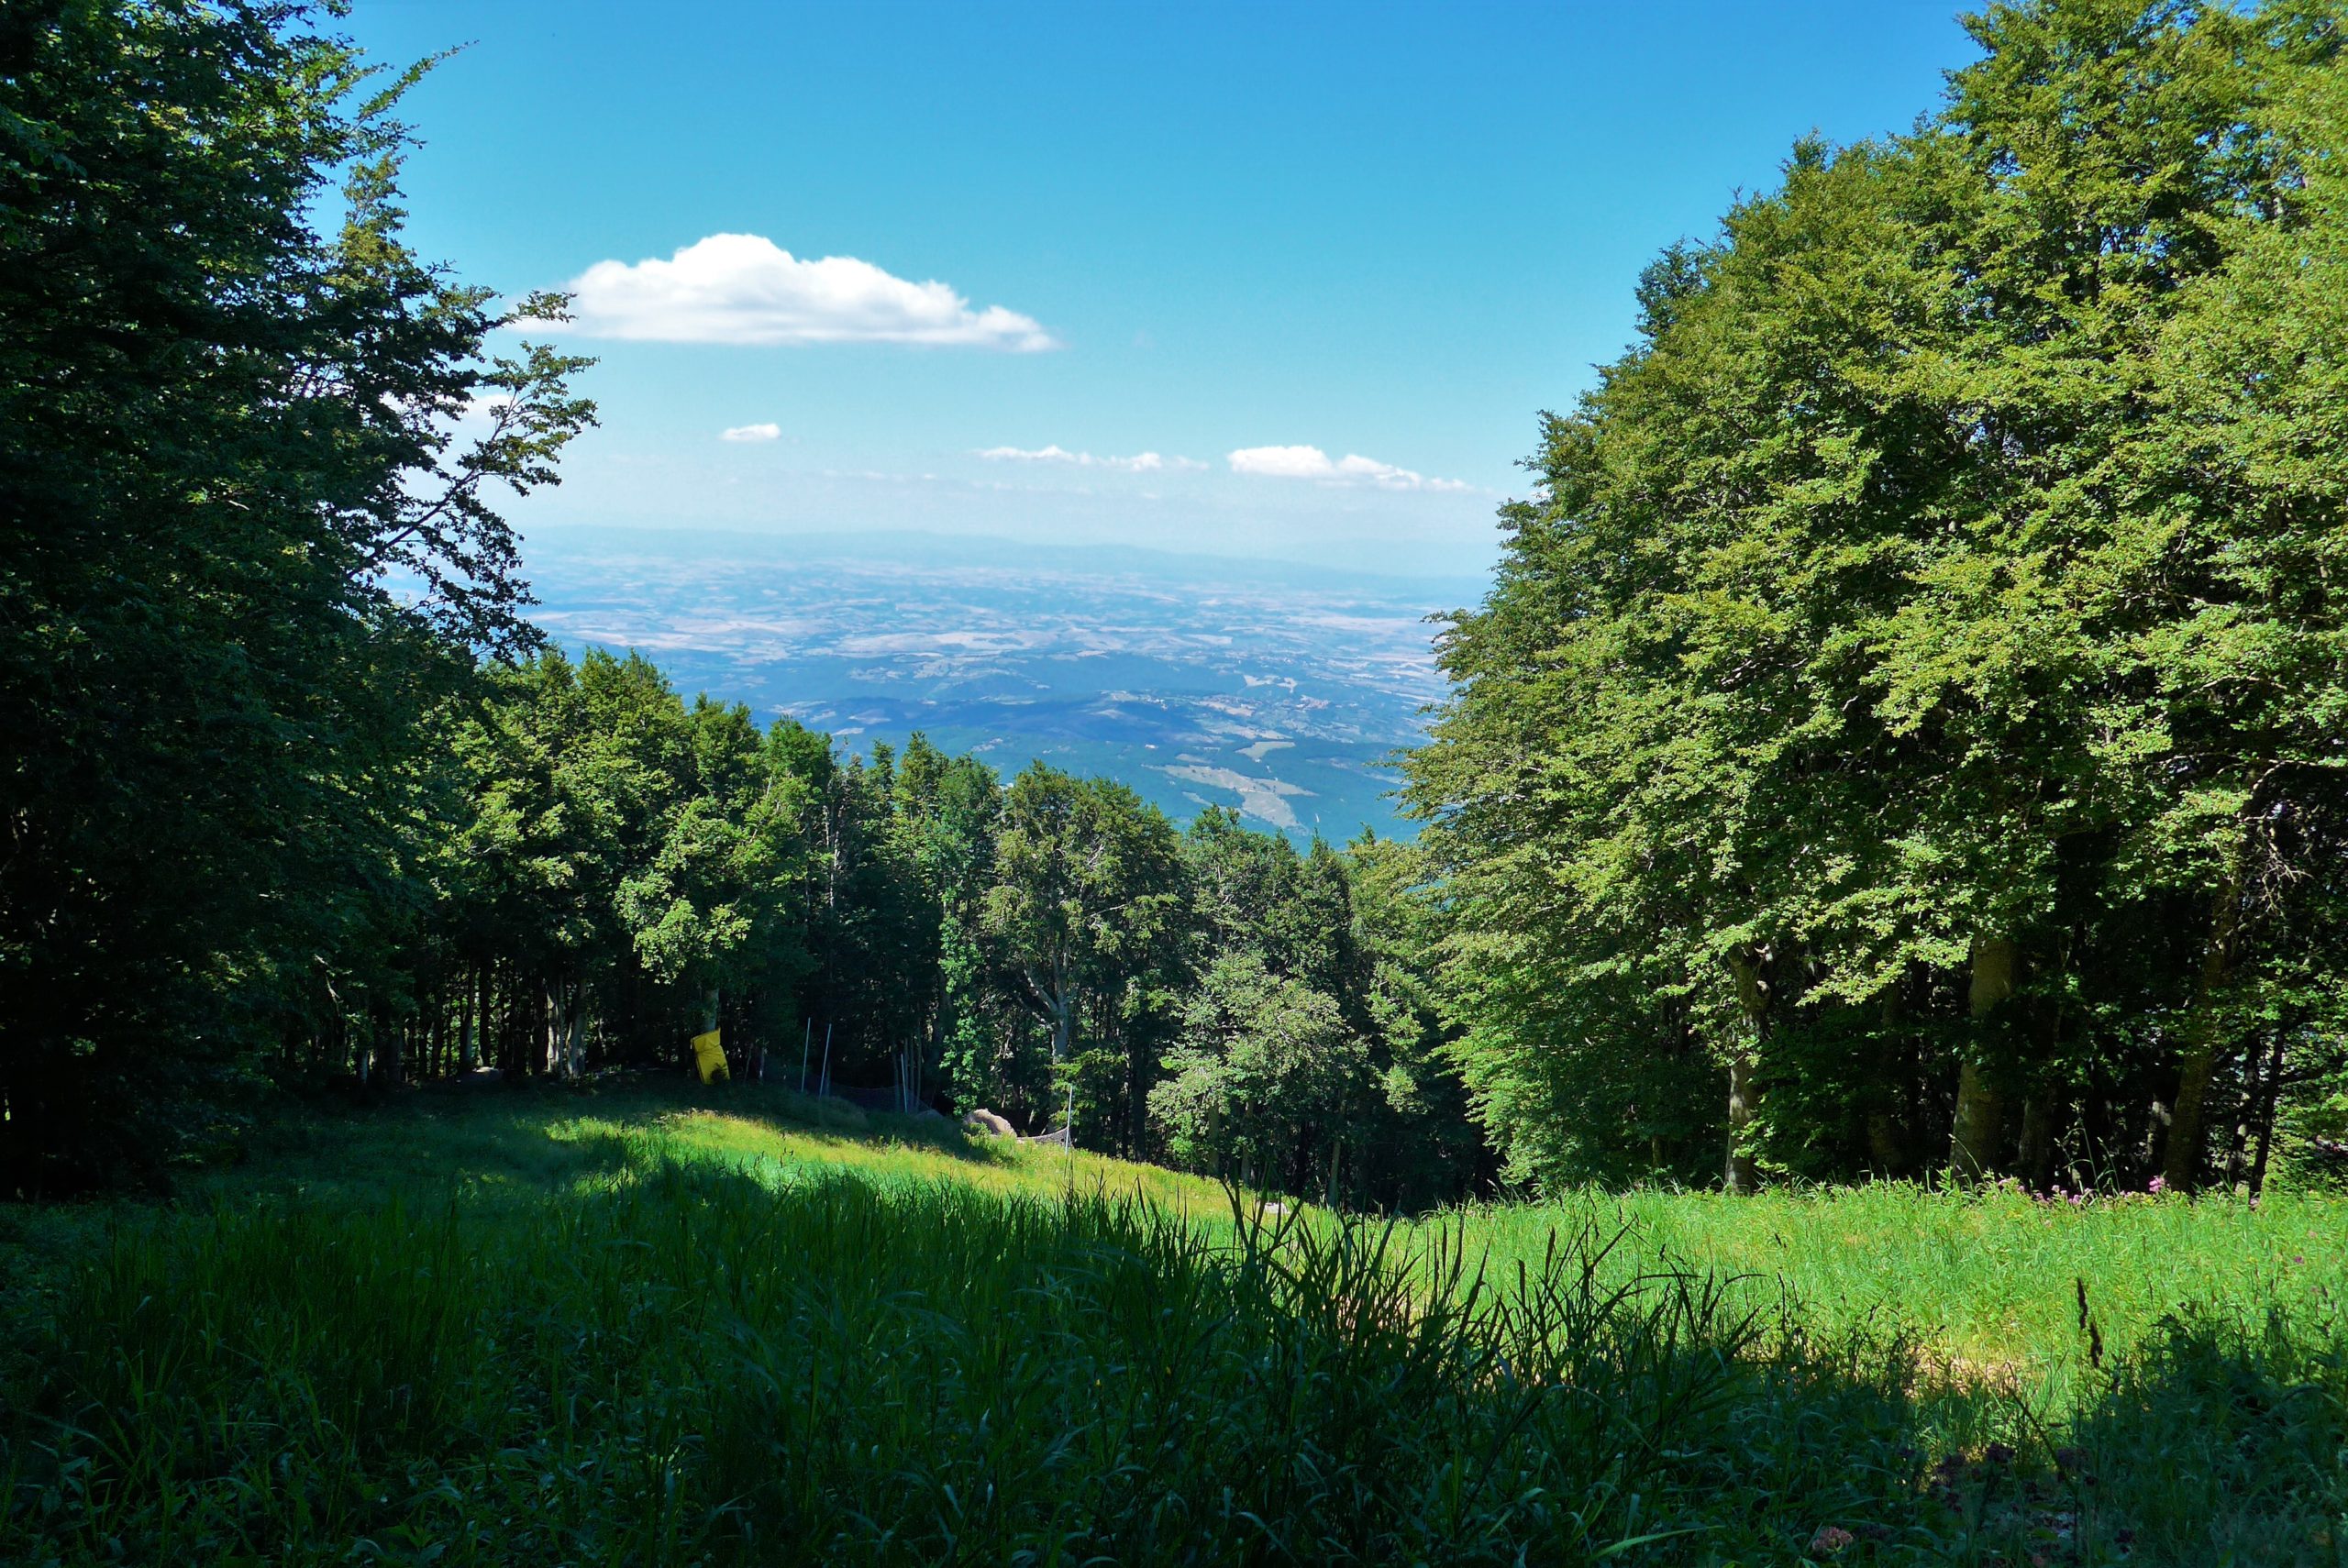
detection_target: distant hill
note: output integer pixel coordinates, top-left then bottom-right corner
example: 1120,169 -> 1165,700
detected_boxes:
522,527 -> 1488,842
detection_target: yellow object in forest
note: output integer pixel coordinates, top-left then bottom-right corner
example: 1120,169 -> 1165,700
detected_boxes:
691,1028 -> 727,1084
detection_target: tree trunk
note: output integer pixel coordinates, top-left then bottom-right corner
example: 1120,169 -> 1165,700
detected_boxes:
2017,1094 -> 2058,1191
1951,935 -> 2016,1180
546,978 -> 587,1080
2164,877 -> 2243,1193
1867,976 -> 1911,1176
541,978 -> 559,1078
1722,945 -> 1771,1195
378,1005 -> 403,1090
464,966 -> 482,1072
1725,1051 -> 1759,1193
502,963 -> 528,1082
2247,1029 -> 2287,1202
2016,982 -> 2069,1190
2222,1036 -> 2263,1189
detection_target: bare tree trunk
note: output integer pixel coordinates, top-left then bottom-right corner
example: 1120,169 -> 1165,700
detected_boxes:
548,978 -> 587,1080
1951,935 -> 2016,1181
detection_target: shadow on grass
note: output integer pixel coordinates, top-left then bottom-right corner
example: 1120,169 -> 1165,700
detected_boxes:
3,1154 -> 2342,1565
2060,1306 -> 2348,1564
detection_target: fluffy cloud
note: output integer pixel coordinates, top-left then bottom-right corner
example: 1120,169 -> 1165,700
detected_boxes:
568,234 -> 1056,350
720,422 -> 782,443
1226,444 -> 1468,492
977,444 -> 1204,473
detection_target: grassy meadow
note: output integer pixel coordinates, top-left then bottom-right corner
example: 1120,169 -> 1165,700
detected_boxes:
4,1078 -> 2344,1565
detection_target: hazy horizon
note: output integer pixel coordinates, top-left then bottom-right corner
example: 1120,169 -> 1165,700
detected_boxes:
520,524 -> 1476,842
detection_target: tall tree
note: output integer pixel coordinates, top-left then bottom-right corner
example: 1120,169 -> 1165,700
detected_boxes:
982,765 -> 1187,1140
0,2 -> 593,1190
1406,0 -> 2348,1193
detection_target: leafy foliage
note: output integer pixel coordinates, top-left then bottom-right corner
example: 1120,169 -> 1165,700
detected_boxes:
0,1 -> 593,1191
1406,0 -> 2348,1196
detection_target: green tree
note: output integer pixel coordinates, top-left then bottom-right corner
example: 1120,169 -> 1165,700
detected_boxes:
1407,0 -> 2348,1194
982,765 -> 1187,1143
0,2 -> 593,1189
1152,952 -> 1371,1198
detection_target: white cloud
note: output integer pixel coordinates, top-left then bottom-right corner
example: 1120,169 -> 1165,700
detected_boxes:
720,422 -> 782,442
977,444 -> 1205,473
1226,445 -> 1469,491
567,233 -> 1056,350
1226,445 -> 1336,480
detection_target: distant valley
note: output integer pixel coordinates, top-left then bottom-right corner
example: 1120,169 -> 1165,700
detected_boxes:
523,528 -> 1490,842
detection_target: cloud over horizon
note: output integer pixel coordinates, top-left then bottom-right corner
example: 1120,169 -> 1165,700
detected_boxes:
567,234 -> 1057,349
721,422 -> 782,442
978,444 -> 1205,473
1226,445 -> 1468,492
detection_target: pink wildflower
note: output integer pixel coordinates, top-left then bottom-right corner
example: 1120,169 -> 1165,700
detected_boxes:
1809,1524 -> 1855,1555
2148,1175 -> 2165,1194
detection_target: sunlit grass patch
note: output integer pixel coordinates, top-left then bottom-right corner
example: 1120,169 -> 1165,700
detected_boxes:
6,1081 -> 2345,1564
1429,1181 -> 2348,1406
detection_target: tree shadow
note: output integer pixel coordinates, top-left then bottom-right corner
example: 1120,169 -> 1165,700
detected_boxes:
1728,1303 -> 2348,1566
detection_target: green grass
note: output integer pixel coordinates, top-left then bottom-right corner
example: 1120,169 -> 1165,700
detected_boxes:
1428,1182 -> 2348,1401
171,1077 -> 1235,1215
3,1079 -> 2345,1564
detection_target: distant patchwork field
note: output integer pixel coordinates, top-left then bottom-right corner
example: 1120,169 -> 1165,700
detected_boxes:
525,528 -> 1480,842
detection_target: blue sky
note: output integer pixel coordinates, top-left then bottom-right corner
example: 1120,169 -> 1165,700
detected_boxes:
349,1 -> 1976,577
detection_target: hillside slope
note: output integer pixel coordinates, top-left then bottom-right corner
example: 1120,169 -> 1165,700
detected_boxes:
5,1080 -> 2344,1565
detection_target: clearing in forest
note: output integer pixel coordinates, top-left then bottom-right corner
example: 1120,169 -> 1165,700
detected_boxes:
4,1080 -> 2343,1566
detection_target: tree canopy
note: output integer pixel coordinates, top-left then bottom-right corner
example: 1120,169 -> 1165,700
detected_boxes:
0,0 -> 592,1189
1405,0 -> 2348,1195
